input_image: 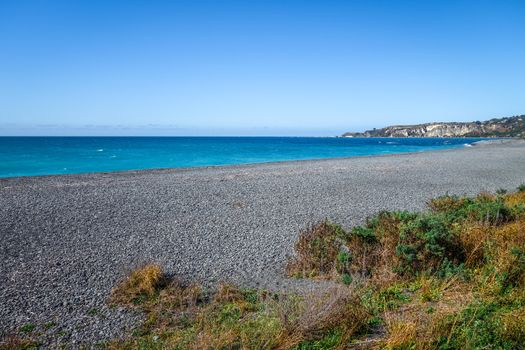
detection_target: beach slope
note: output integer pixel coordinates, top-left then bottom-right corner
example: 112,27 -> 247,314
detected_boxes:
1,140 -> 525,345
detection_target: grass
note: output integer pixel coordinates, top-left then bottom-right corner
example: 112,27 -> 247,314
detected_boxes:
110,263 -> 165,306
76,184 -> 525,349
0,336 -> 39,350
286,220 -> 349,280
87,308 -> 99,316
18,324 -> 35,333
43,322 -> 56,330
106,266 -> 368,349
287,185 -> 525,349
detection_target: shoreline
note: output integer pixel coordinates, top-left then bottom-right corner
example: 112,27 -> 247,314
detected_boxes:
1,138 -> 519,182
1,139 -> 525,346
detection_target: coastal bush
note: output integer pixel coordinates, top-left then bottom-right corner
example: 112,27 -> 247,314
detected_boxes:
286,220 -> 349,279
101,190 -> 525,349
287,190 -> 525,349
428,193 -> 515,225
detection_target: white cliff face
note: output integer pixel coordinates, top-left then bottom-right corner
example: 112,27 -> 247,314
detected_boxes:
423,123 -> 484,137
376,123 -> 484,137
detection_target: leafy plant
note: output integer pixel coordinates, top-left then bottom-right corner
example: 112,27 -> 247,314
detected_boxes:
18,324 -> 35,333
288,190 -> 525,350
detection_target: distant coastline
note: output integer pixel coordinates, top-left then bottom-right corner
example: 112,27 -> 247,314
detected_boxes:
342,114 -> 525,138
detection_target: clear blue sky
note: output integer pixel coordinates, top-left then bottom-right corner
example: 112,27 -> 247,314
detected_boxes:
1,0 -> 524,136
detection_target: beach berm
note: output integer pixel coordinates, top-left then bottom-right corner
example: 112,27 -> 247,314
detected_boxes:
1,140 -> 525,347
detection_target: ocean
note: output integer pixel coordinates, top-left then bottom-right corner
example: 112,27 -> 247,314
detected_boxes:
0,137 -> 486,178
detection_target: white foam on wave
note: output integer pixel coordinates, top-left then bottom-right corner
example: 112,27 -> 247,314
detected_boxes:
96,149 -> 104,152
464,143 -> 473,147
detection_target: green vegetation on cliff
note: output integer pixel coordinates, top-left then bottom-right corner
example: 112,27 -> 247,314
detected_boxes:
343,114 -> 525,138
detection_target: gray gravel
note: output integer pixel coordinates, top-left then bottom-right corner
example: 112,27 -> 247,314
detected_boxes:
1,140 -> 525,347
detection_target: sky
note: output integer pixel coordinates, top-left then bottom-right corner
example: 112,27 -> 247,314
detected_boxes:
1,0 -> 525,136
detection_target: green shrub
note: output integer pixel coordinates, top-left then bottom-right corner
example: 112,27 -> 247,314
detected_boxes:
282,190 -> 525,350
374,284 -> 411,311
497,247 -> 525,291
392,212 -> 464,276
430,194 -> 514,225
336,251 -> 352,275
464,196 -> 513,225
341,273 -> 352,285
438,299 -> 525,350
286,220 -> 348,278
19,324 -> 35,333
496,188 -> 508,195
436,258 -> 468,280
351,226 -> 376,242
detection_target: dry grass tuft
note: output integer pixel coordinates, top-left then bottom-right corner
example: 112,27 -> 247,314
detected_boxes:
428,195 -> 468,213
286,220 -> 347,279
276,286 -> 369,349
491,218 -> 525,288
499,308 -> 525,343
382,320 -> 417,349
212,283 -> 245,303
293,287 -> 366,336
379,276 -> 473,350
505,190 -> 525,207
110,263 -> 164,306
108,265 -> 369,349
0,336 -> 39,350
155,280 -> 203,311
458,224 -> 492,267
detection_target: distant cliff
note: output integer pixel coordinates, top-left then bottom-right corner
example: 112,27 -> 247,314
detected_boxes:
343,115 -> 525,138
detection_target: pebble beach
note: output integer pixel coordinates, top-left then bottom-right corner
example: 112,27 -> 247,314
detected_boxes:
1,140 -> 525,347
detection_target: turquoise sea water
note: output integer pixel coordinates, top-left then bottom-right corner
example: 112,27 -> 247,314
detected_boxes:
0,137 -> 486,178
